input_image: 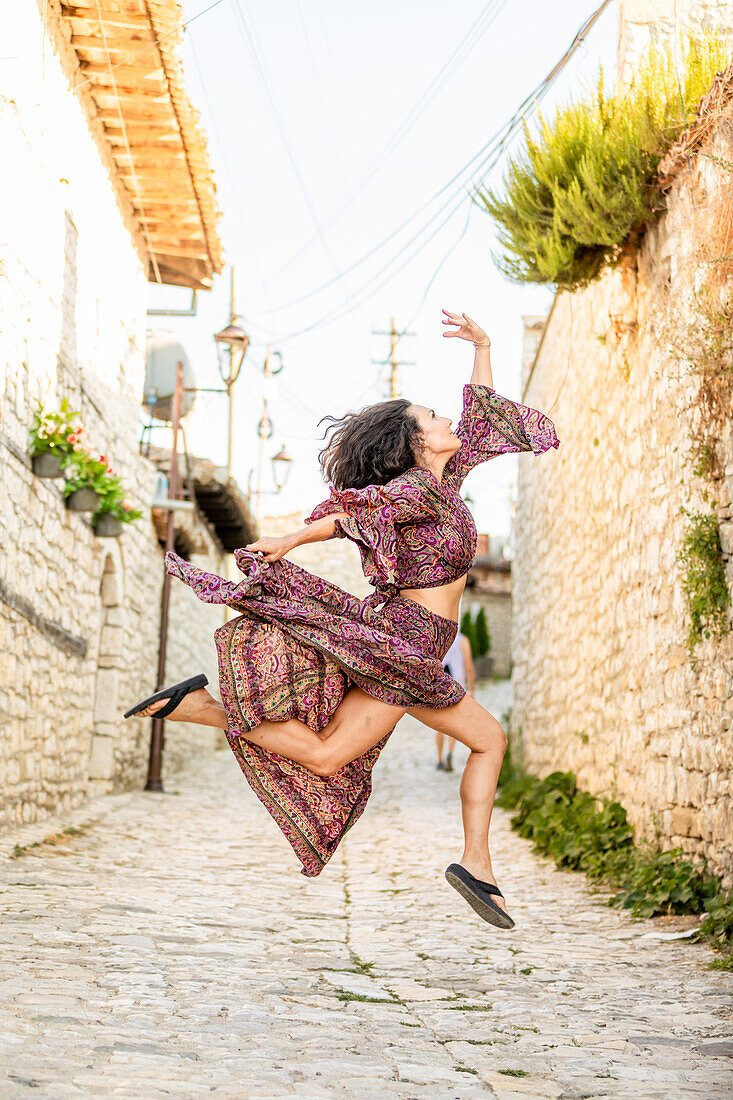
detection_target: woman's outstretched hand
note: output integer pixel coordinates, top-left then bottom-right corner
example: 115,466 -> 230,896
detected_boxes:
441,309 -> 490,346
245,535 -> 294,563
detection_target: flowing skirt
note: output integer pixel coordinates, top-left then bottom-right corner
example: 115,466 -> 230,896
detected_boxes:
166,548 -> 464,876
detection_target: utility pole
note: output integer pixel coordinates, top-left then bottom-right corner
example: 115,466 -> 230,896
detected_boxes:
372,318 -> 415,399
226,267 -> 236,474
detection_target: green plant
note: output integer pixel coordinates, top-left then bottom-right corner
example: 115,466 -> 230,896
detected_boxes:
460,607 -> 491,659
93,478 -> 143,524
611,843 -> 718,918
477,35 -> 728,289
59,435 -> 142,523
63,448 -> 114,498
496,752 -> 733,957
510,770 -> 635,882
700,890 -> 733,956
678,509 -> 730,648
672,294 -> 733,483
29,398 -> 81,462
474,606 -> 491,658
459,609 -> 475,654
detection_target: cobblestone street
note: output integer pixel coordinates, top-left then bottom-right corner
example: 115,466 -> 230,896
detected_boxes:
1,683 -> 731,1100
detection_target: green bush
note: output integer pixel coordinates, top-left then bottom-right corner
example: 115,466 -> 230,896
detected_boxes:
474,607 -> 491,658
611,843 -> 719,918
459,609 -> 475,654
477,36 -> 729,289
678,509 -> 730,648
459,607 -> 492,659
497,754 -> 733,957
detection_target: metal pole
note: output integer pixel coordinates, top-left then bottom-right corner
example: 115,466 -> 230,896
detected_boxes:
146,360 -> 184,792
227,266 -> 236,477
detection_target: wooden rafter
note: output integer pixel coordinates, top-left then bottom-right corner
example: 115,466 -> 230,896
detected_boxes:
51,0 -> 223,289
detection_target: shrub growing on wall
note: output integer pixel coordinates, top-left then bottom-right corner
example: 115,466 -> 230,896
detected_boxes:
477,36 -> 728,289
679,509 -> 730,648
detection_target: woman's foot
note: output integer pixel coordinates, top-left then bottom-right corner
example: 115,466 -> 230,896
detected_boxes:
445,862 -> 514,929
138,687 -> 226,727
457,856 -> 510,917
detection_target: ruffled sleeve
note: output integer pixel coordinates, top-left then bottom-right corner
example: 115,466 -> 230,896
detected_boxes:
443,384 -> 559,489
305,469 -> 441,595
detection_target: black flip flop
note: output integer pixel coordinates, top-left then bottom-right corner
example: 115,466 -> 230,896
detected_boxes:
123,674 -> 209,720
445,863 -> 515,930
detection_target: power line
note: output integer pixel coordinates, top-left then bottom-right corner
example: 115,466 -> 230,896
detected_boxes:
230,0 -> 346,282
252,0 -> 615,337
266,83 -> 551,339
260,0 -> 509,290
188,33 -> 266,286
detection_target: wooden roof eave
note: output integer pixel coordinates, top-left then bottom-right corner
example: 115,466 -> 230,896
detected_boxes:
49,0 -> 223,289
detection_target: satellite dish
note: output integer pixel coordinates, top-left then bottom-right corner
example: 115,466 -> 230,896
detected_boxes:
144,331 -> 197,422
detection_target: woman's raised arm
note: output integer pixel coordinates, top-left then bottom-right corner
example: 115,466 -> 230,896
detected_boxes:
441,309 -> 493,389
246,513 -> 348,563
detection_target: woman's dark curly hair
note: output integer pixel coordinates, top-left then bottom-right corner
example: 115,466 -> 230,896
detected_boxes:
318,399 -> 424,490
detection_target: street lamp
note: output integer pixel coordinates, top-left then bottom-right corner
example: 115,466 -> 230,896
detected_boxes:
271,444 -> 293,491
214,267 -> 249,477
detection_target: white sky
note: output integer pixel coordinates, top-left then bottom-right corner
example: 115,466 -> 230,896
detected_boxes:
147,0 -> 619,538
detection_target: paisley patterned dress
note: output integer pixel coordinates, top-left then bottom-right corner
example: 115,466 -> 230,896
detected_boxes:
166,385 -> 559,876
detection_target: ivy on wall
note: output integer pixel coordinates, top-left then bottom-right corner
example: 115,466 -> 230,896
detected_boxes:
679,509 -> 730,648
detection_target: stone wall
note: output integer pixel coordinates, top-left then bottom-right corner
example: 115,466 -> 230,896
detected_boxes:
512,103 -> 733,882
0,1 -> 227,829
617,0 -> 733,87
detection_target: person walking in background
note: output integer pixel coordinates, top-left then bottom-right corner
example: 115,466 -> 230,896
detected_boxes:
438,630 -> 475,772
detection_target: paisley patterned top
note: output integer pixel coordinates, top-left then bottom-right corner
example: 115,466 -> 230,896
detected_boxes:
306,384 -> 559,606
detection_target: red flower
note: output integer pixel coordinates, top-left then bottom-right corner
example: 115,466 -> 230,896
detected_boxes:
66,433 -> 75,442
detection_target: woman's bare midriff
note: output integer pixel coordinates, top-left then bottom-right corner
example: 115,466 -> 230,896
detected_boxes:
398,573 -> 467,624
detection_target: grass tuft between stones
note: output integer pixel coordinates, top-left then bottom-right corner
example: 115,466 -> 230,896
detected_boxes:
336,991 -> 399,1005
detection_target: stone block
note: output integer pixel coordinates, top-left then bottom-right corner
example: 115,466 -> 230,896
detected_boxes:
93,669 -> 119,722
670,806 -> 701,838
87,734 -> 115,780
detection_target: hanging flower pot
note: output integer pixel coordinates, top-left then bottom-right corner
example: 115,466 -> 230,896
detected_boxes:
32,452 -> 65,478
94,513 -> 123,538
67,487 -> 101,513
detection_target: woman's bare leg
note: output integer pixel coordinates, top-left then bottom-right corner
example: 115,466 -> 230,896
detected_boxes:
141,684 -> 508,913
248,689 -> 508,914
410,695 -> 507,910
435,731 -> 444,765
244,687 -> 407,772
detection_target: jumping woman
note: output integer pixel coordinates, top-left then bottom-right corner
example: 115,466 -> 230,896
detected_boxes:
125,311 -> 559,929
